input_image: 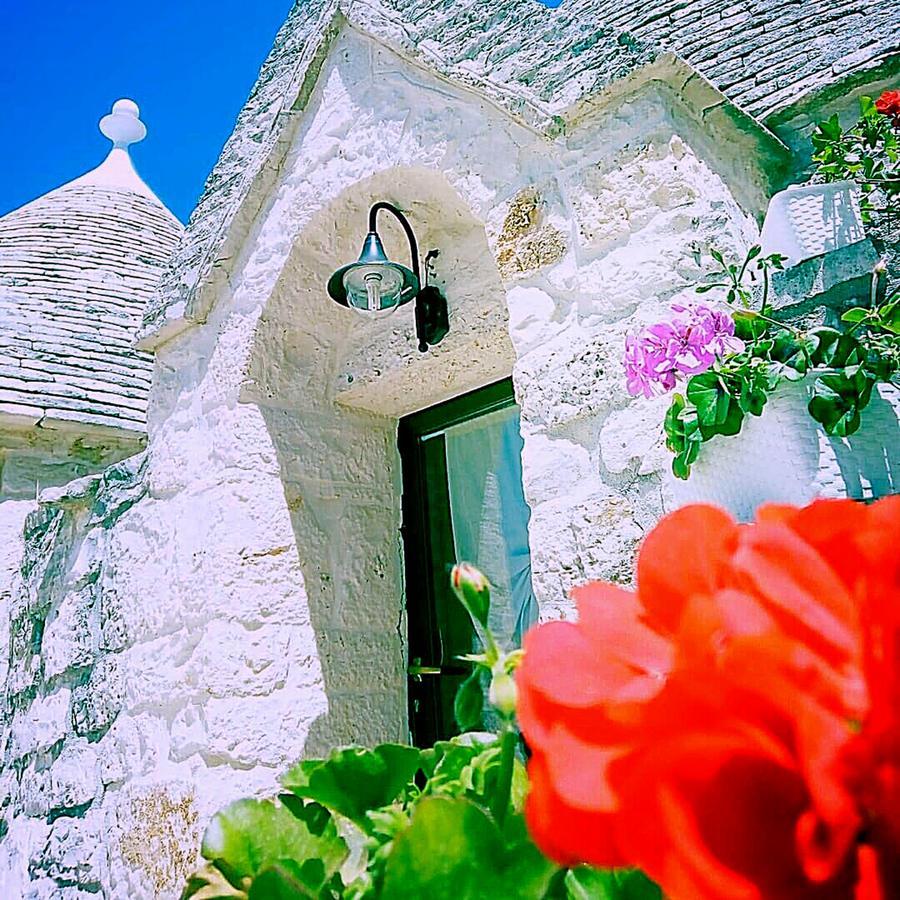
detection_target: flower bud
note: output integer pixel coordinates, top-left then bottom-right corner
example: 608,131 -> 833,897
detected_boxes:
450,562 -> 491,627
489,671 -> 518,717
874,259 -> 887,275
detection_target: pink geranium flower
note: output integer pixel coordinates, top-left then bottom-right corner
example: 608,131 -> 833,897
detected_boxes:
623,303 -> 742,397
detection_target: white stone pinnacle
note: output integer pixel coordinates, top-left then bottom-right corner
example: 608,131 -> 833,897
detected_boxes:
99,98 -> 147,148
66,97 -> 164,203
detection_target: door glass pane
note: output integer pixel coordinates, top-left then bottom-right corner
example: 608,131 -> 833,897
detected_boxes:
443,404 -> 538,650
400,381 -> 537,745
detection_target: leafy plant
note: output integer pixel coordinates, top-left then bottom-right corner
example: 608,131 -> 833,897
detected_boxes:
812,94 -> 899,229
662,245 -> 900,478
182,567 -> 661,900
633,93 -> 900,477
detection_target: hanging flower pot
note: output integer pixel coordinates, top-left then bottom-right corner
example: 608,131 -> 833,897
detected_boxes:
662,375 -> 900,521
623,239 -> 900,523
663,376 -> 817,521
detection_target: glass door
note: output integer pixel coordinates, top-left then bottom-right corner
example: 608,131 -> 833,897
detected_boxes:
399,379 -> 537,746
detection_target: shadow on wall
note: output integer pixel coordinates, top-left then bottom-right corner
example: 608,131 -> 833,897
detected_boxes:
242,167 -> 513,754
829,387 -> 900,498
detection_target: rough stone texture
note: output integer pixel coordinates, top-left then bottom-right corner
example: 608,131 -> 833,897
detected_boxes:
2,7 -> 898,899
145,0 -> 896,342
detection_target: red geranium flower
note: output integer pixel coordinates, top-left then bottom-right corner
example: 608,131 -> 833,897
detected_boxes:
875,90 -> 900,125
517,499 -> 900,899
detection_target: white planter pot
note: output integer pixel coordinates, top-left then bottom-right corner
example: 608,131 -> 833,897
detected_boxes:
663,378 -> 900,522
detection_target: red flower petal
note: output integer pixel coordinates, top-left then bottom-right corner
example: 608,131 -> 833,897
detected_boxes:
636,504 -> 738,633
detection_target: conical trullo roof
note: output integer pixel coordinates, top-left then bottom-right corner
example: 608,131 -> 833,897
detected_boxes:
0,100 -> 182,437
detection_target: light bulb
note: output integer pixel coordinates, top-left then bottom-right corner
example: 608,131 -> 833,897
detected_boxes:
364,272 -> 382,312
343,264 -> 405,315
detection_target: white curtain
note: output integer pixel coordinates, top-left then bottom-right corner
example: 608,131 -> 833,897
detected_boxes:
444,405 -> 537,649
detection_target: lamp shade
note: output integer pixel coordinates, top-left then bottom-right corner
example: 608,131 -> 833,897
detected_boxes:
327,232 -> 419,313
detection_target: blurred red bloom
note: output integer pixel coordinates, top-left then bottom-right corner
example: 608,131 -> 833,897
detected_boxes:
517,498 -> 900,899
875,90 -> 900,124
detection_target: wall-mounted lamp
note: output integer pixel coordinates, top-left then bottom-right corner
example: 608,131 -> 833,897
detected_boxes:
327,202 -> 449,352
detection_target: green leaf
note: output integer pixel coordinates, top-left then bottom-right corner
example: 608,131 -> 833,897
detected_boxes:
841,307 -> 870,324
181,864 -> 248,900
671,438 -> 700,480
565,867 -> 662,900
807,327 -> 843,366
808,372 -> 874,436
733,310 -> 767,341
769,331 -> 811,377
247,861 -> 323,899
817,114 -> 843,141
200,799 -> 347,891
281,745 -> 422,830
881,301 -> 900,335
420,734 -> 496,793
738,380 -> 768,416
381,798 -> 556,900
454,669 -> 484,732
717,398 -> 745,436
686,372 -> 727,427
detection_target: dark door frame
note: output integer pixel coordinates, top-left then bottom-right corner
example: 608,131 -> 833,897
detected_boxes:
398,378 -> 518,746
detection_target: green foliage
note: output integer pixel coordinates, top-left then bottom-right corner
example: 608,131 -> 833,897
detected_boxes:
665,240 -> 900,478
565,868 -> 663,900
280,744 -> 421,832
183,568 -> 662,900
453,669 -> 485,732
380,796 -> 557,900
663,95 -> 900,478
184,798 -> 348,899
811,96 -> 899,226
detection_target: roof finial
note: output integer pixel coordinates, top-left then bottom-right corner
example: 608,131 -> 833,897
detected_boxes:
99,99 -> 146,149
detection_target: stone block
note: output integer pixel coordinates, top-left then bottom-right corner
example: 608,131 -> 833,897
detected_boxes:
7,689 -> 71,761
599,400 -> 669,476
201,688 -> 326,768
505,285 -> 563,357
109,783 -> 199,899
71,656 -> 124,736
41,584 -> 98,680
770,240 -> 881,320
520,432 -> 595,506
40,741 -> 101,816
31,807 -> 103,890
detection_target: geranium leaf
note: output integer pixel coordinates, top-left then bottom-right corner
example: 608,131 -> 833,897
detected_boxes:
281,745 -> 422,830
733,311 -> 766,341
454,669 -> 484,732
181,863 -> 248,900
686,372 -> 724,427
841,307 -> 869,324
247,861 -> 322,899
200,799 -> 346,891
381,798 -> 556,900
565,867 -> 662,900
808,372 -> 875,436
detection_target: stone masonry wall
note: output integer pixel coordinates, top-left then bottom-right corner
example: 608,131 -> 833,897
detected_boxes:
147,0 -> 899,341
3,25 -> 770,899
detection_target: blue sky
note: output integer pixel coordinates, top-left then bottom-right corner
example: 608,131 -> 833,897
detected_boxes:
2,1 -> 562,225
0,0 -> 295,223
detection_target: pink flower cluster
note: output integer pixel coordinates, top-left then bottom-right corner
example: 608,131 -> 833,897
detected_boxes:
624,304 -> 742,398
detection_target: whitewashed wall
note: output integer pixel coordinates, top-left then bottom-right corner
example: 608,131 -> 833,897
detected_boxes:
0,28 -> 758,899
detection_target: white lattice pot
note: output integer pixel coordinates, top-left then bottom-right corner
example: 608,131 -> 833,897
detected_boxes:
663,377 -> 900,522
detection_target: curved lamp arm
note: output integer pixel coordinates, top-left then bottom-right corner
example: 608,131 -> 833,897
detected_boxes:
368,202 -> 421,284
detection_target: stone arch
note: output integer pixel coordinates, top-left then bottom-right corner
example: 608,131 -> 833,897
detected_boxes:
241,165 -> 516,752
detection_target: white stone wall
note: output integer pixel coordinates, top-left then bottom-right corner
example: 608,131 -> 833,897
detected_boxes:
1,27 -> 759,898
